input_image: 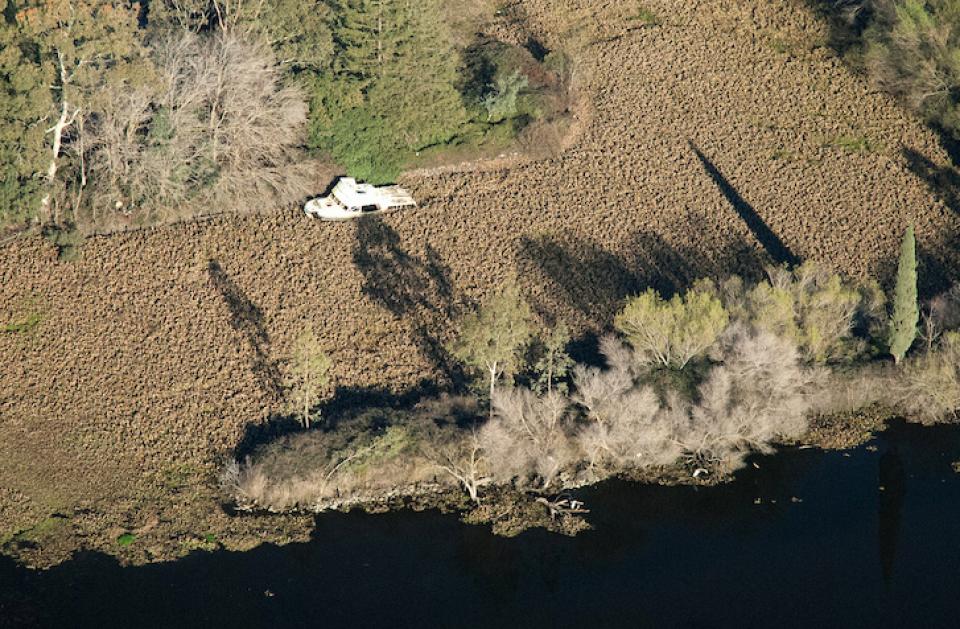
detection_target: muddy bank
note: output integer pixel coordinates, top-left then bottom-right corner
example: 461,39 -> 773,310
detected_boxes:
5,420 -> 960,629
220,407 -> 892,542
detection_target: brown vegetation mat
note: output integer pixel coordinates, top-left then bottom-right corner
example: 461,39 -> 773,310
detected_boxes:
3,0 -> 960,567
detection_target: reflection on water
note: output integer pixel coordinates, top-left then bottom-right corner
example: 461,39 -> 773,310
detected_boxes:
3,420 -> 960,629
878,447 -> 905,584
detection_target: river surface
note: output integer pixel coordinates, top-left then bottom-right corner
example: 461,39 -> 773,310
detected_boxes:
3,420 -> 960,628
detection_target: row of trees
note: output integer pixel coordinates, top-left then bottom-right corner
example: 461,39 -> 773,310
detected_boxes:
225,227 -> 957,513
0,0 -> 564,230
0,1 -> 320,229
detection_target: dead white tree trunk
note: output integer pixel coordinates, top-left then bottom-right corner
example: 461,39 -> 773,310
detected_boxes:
40,50 -> 80,223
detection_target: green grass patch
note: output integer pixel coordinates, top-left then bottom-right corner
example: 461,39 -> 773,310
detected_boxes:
769,38 -> 792,55
5,515 -> 70,546
771,147 -> 796,161
160,463 -> 201,491
42,224 -> 84,261
117,533 -> 136,547
630,7 -> 661,26
825,134 -> 881,154
1,312 -> 41,334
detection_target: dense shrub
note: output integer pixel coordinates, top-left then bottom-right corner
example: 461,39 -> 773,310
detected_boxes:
614,288 -> 729,369
898,331 -> 960,423
864,0 -> 960,135
709,263 -> 886,364
304,2 -> 569,183
223,407 -> 444,512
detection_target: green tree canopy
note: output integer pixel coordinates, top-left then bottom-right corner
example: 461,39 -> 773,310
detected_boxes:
12,0 -> 145,223
284,328 -> 333,429
865,0 -> 960,135
889,224 -> 919,363
311,0 -> 468,183
450,283 -> 534,416
0,11 -> 49,224
615,289 -> 729,369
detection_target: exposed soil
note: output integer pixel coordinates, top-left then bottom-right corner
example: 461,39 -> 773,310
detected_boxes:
3,0 -> 960,568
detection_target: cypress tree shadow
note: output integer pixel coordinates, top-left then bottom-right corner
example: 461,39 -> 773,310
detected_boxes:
690,143 -> 801,268
207,260 -> 282,399
878,446 -> 905,585
352,218 -> 465,383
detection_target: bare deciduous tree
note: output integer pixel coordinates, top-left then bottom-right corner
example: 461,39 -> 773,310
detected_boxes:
419,427 -> 488,505
676,324 -> 820,469
481,388 -> 576,490
573,360 -> 679,473
84,30 -> 312,227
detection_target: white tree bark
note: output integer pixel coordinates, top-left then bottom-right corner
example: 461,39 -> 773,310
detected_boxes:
40,50 -> 80,222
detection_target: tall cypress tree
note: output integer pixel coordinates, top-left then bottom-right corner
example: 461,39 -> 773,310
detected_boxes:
889,224 -> 919,363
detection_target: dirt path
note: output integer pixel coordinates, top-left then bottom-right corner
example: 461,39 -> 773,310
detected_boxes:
2,0 -> 960,566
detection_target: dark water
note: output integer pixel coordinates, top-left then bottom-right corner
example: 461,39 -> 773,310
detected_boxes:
3,420 -> 960,629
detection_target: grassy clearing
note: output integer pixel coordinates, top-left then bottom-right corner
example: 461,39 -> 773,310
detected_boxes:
3,516 -> 70,547
116,533 -> 136,547
824,134 -> 882,154
1,313 -> 41,335
630,7 -> 662,26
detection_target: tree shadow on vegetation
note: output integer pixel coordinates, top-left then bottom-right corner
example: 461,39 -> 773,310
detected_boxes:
207,260 -> 282,399
316,380 -> 443,428
352,218 -> 466,383
233,413 -> 303,461
516,225 -> 768,333
690,142 -> 801,268
459,39 -> 498,104
232,379 -> 443,460
801,0 -> 873,57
